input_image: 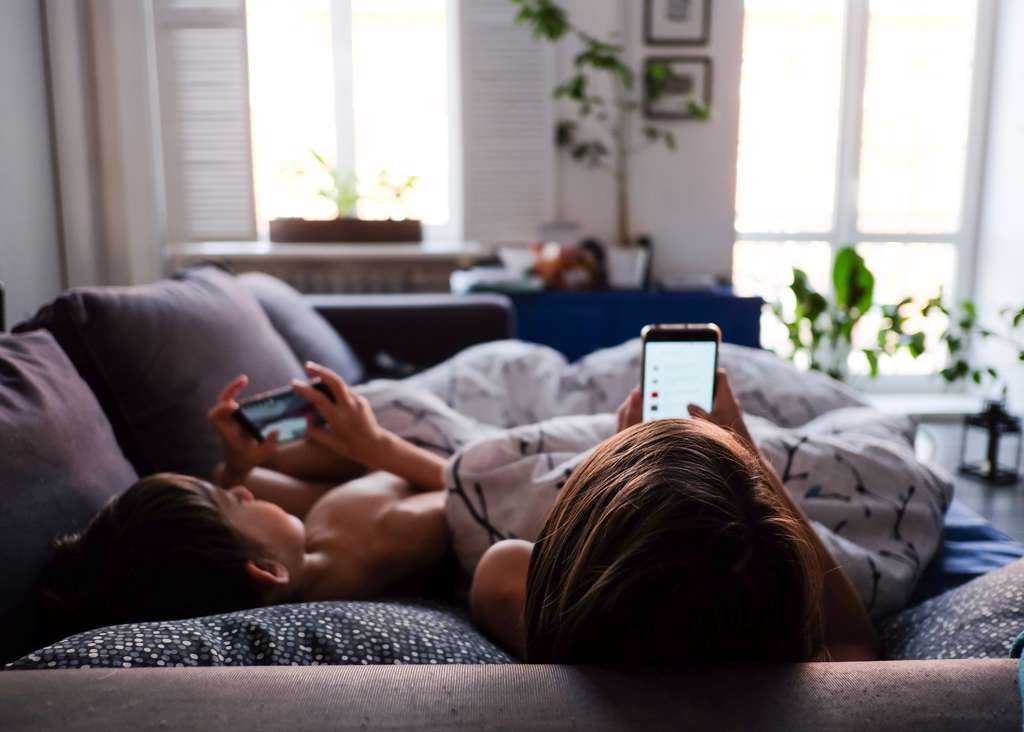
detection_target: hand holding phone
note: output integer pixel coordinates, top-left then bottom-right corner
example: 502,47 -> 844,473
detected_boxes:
208,374 -> 287,486
233,378 -> 334,444
641,324 -> 721,422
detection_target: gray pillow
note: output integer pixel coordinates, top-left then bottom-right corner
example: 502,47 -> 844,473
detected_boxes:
7,601 -> 512,669
15,267 -> 305,479
239,272 -> 364,385
881,557 -> 1024,659
0,331 -> 139,664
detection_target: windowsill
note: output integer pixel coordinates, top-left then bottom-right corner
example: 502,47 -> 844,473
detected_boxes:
864,392 -> 984,421
168,240 -> 487,261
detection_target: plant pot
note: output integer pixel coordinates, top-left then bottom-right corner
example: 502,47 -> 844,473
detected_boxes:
604,245 -> 650,289
269,217 -> 423,244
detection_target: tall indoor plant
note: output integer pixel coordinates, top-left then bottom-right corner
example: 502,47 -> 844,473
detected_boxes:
511,0 -> 708,271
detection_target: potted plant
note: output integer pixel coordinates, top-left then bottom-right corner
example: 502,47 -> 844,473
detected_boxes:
773,245 -> 1024,393
269,152 -> 423,244
512,0 -> 709,287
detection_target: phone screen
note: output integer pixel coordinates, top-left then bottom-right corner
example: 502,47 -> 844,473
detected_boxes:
642,340 -> 717,421
238,391 -> 315,442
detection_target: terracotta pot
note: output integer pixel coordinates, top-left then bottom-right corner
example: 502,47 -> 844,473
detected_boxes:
269,217 -> 423,244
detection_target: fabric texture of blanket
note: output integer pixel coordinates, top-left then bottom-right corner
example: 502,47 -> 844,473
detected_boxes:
356,340 -> 953,620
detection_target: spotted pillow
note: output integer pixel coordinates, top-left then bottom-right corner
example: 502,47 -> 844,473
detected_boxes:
881,557 -> 1024,659
6,601 -> 512,669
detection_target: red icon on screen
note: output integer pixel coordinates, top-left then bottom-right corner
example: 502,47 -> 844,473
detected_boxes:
650,392 -> 659,399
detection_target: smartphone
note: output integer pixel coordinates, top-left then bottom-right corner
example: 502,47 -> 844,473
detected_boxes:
640,324 -> 721,422
234,380 -> 334,443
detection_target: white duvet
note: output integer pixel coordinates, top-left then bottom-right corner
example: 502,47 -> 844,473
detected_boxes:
357,340 -> 953,619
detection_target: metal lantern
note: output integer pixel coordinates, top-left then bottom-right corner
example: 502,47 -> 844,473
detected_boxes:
959,400 -> 1023,485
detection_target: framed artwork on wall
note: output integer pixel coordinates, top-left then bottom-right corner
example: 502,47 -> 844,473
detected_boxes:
645,0 -> 711,46
644,57 -> 712,120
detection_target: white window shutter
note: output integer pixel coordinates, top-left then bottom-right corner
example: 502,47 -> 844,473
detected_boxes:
153,0 -> 256,242
458,0 -> 555,243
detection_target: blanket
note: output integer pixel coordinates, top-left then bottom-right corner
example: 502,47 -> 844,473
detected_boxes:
357,340 -> 953,619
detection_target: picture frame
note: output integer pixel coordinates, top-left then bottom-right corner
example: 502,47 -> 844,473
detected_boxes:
644,57 -> 712,120
645,0 -> 711,46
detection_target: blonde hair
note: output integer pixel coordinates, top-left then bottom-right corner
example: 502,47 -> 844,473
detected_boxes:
524,419 -> 823,663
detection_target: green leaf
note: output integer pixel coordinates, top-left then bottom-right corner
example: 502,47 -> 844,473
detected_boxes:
908,332 -> 926,358
687,101 -> 712,120
832,246 -> 874,316
864,349 -> 880,378
555,120 -> 577,147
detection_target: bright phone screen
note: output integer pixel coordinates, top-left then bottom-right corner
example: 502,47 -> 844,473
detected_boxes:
642,340 -> 717,421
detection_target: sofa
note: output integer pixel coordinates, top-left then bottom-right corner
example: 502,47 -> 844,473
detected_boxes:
0,266 -> 1020,730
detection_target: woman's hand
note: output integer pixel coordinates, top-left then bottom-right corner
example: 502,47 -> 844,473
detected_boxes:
616,387 -> 642,432
207,374 -> 279,486
687,369 -> 755,446
291,362 -> 388,468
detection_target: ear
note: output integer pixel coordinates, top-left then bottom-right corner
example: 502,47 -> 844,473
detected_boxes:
245,559 -> 290,588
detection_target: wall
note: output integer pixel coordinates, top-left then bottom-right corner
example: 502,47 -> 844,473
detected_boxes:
974,0 -> 1024,411
553,0 -> 743,284
0,0 -> 63,325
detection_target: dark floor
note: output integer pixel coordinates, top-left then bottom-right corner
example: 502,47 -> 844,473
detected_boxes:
920,420 -> 1024,541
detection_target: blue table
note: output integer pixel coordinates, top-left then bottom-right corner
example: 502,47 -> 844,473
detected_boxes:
508,289 -> 764,362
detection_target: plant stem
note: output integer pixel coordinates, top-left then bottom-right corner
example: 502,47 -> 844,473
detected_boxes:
612,75 -> 630,246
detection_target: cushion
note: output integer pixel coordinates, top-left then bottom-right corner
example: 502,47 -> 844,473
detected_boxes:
238,272 -> 364,385
881,556 -> 1024,659
15,266 -> 305,479
0,331 -> 139,663
7,601 -> 512,669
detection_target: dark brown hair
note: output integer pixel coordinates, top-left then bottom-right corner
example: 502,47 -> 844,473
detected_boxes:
39,473 -> 267,643
524,419 -> 823,663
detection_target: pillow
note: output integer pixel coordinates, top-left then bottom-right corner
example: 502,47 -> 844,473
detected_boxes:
15,267 -> 305,479
0,331 -> 139,664
238,272 -> 364,385
7,601 -> 512,669
881,556 -> 1024,659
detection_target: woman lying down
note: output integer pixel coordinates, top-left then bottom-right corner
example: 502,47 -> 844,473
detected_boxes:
42,341 -> 952,663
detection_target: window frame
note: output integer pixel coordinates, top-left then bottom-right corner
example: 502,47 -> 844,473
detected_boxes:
329,0 -> 464,242
735,0 -> 999,392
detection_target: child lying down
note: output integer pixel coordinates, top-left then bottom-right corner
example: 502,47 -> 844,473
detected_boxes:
41,340 -> 952,663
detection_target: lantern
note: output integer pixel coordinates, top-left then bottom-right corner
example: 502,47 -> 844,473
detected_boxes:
959,400 -> 1023,485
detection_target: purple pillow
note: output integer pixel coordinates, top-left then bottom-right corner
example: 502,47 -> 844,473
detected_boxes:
15,267 -> 305,479
0,331 -> 139,663
239,272 -> 364,385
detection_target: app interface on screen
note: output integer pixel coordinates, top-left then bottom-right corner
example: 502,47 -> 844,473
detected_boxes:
642,340 -> 717,421
241,393 -> 310,441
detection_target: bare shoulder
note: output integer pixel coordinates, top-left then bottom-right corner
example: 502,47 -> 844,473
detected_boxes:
470,540 -> 534,658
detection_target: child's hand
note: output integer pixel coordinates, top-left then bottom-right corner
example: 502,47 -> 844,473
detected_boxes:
291,363 -> 388,468
687,369 -> 755,446
616,387 -> 642,432
207,374 -> 279,485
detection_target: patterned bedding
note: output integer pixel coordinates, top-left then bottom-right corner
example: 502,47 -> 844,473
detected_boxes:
364,339 -> 953,619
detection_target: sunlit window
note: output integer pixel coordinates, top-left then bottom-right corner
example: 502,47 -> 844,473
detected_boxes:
734,0 -> 986,379
246,0 -> 454,236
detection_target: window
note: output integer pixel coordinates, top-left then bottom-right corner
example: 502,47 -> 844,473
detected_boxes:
245,0 -> 458,238
733,0 -> 993,379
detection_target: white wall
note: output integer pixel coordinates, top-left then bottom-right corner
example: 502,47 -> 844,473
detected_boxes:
974,0 -> 1024,410
0,0 -> 63,326
553,0 -> 743,283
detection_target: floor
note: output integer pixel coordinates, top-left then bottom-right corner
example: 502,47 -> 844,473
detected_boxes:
918,420 -> 1024,541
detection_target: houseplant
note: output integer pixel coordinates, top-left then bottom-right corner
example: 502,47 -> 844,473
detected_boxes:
511,0 -> 709,286
774,245 -> 1024,394
269,152 -> 423,244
